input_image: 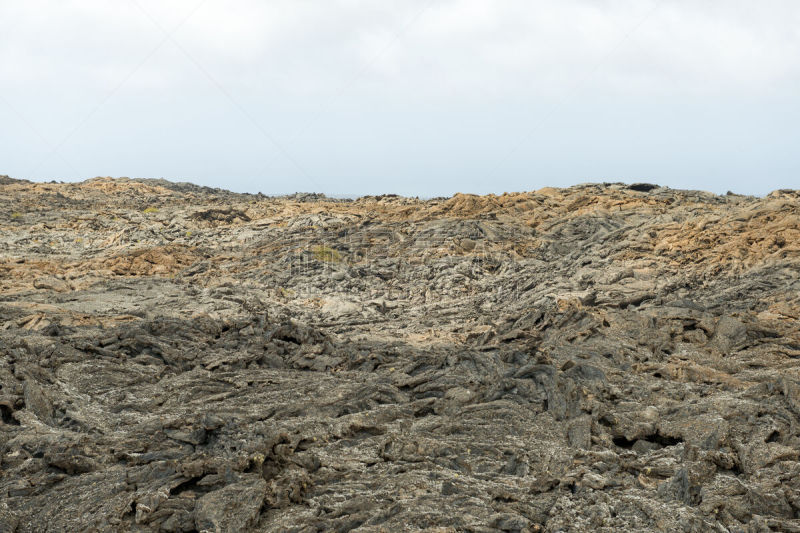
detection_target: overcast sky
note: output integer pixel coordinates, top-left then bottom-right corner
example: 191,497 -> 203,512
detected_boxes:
1,1 -> 799,196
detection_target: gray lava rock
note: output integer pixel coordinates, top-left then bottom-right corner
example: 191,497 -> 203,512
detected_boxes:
195,476 -> 267,533
1,178 -> 799,532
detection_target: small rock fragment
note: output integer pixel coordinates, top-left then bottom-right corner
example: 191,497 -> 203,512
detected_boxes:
195,477 -> 267,533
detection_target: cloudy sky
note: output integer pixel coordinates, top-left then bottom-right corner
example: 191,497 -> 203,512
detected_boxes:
1,1 -> 798,196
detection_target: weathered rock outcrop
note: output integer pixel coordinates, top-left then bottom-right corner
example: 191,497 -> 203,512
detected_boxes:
1,176 -> 799,531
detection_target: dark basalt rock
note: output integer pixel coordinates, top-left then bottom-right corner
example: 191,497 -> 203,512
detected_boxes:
627,182 -> 660,192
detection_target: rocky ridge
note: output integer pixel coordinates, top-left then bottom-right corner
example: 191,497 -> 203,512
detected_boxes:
1,176 -> 799,532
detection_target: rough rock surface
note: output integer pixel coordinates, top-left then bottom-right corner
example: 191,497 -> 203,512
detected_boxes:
1,175 -> 800,532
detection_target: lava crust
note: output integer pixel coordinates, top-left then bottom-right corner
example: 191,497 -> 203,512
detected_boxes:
1,176 -> 799,532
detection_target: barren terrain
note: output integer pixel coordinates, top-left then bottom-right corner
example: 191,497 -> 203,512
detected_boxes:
1,175 -> 800,532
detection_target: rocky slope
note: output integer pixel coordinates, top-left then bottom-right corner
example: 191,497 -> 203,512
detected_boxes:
1,175 -> 799,532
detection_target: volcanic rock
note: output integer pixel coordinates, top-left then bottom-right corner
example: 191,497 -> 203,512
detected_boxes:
1,176 -> 799,531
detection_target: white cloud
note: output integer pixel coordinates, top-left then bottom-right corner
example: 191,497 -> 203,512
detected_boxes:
1,1 -> 798,194
2,0 -> 799,94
